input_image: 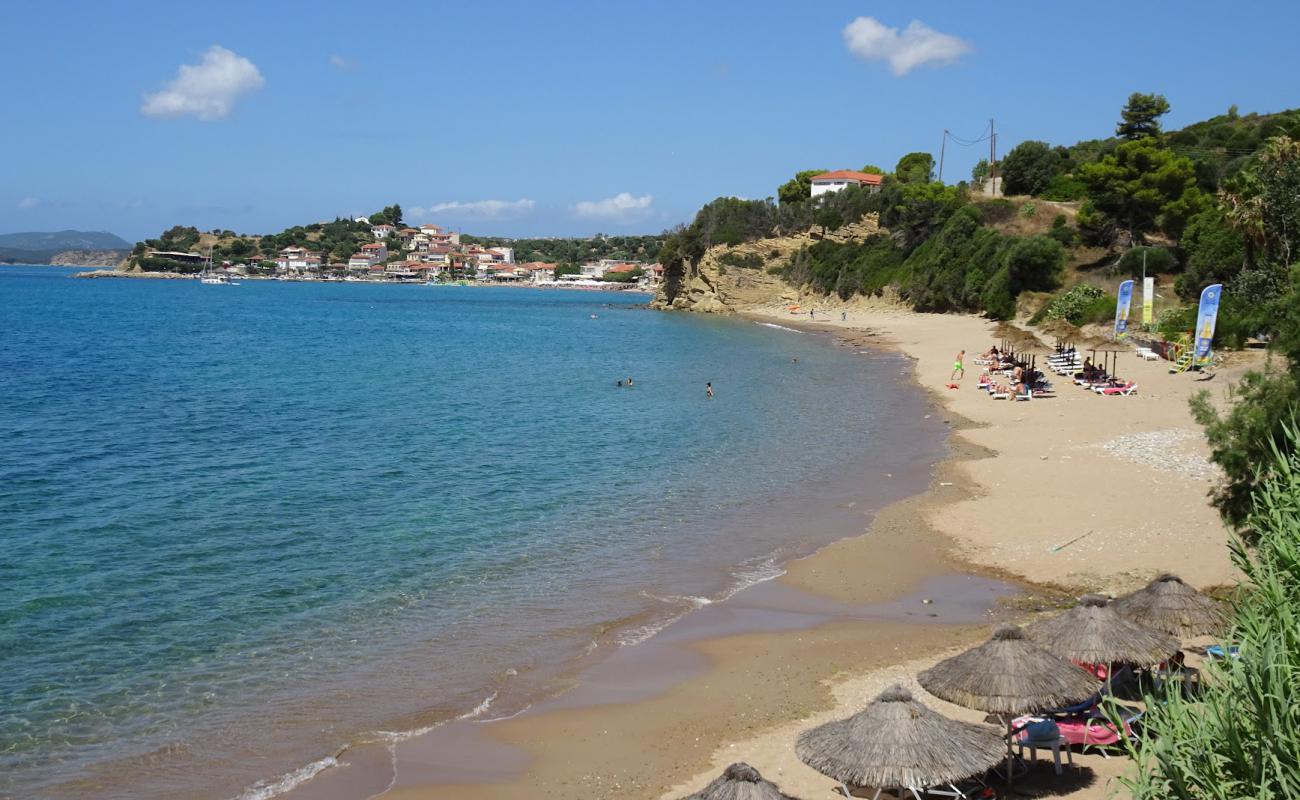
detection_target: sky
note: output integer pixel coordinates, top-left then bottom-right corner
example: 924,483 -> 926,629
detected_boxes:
3,0 -> 1299,242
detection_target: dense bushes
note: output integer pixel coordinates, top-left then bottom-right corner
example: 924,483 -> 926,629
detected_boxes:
1175,207 -> 1246,299
718,251 -> 764,269
782,204 -> 1062,319
1117,246 -> 1177,277
1030,284 -> 1108,325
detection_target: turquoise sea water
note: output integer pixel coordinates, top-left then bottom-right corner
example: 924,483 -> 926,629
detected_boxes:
0,267 -> 943,799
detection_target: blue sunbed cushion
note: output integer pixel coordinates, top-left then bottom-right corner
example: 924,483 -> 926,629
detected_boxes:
1023,720 -> 1061,744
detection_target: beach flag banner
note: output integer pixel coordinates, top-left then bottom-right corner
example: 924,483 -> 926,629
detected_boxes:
1114,279 -> 1134,338
1194,283 -> 1223,363
1142,276 -> 1155,325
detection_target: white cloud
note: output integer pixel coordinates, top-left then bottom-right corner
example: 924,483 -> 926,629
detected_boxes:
17,196 -> 43,209
408,199 -> 536,219
141,45 -> 265,120
574,192 -> 654,221
842,17 -> 972,76
328,54 -> 355,70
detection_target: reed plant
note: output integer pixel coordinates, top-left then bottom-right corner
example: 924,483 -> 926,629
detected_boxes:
1117,419 -> 1300,798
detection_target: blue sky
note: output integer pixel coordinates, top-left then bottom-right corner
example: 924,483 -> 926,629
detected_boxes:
3,0 -> 1298,242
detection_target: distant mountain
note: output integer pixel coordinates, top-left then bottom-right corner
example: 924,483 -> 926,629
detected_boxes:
0,230 -> 132,265
0,230 -> 132,252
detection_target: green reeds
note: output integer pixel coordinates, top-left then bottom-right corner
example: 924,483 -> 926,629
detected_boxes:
1117,418 -> 1300,798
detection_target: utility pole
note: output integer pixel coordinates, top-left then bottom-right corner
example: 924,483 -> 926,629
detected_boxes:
938,130 -> 948,183
988,119 -> 997,196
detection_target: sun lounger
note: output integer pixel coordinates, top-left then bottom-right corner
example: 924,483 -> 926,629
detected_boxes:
1014,390 -> 1033,401
1101,382 -> 1137,396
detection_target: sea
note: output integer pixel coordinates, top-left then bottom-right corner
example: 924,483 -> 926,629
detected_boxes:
0,266 -> 945,799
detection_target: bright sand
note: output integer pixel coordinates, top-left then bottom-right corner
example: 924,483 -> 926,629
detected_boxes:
293,305 -> 1244,800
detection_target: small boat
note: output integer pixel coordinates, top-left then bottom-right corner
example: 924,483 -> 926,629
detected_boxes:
200,274 -> 233,285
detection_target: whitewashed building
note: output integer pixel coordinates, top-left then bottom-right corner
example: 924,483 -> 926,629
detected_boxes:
808,170 -> 884,198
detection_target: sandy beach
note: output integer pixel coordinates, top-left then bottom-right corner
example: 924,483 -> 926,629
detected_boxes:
287,302 -> 1245,800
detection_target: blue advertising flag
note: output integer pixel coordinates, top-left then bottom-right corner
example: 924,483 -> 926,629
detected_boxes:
1114,279 -> 1134,337
1194,283 -> 1223,360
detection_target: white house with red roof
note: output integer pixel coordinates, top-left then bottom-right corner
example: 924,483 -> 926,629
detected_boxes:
371,223 -> 395,239
348,242 -> 388,271
808,170 -> 884,198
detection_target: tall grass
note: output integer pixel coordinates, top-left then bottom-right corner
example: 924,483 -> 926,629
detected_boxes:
1118,419 -> 1300,798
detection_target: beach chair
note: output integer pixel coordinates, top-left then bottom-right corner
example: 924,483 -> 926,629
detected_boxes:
1014,389 -> 1033,401
1014,719 -> 1073,775
1101,382 -> 1137,396
990,389 -> 1010,400
1135,347 -> 1160,361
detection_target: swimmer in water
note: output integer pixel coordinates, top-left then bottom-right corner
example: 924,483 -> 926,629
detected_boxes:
706,382 -> 714,398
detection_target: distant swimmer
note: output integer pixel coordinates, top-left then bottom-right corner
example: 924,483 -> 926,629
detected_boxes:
617,380 -> 624,387
706,382 -> 714,398
590,314 -> 598,319
626,377 -> 634,387
791,357 -> 798,363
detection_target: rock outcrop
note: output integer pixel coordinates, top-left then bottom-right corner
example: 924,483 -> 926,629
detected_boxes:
48,249 -> 131,267
652,215 -> 883,314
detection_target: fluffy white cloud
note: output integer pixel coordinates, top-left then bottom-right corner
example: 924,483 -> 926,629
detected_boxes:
328,54 -> 355,70
17,196 -> 43,209
574,193 -> 654,221
842,17 -> 972,76
408,199 -> 536,219
141,45 -> 265,120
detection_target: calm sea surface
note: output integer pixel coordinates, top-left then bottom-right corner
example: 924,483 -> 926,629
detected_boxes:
0,267 -> 943,799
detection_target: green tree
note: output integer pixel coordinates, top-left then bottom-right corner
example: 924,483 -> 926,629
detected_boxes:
777,169 -> 825,205
1079,138 -> 1206,242
1004,235 -> 1065,295
999,141 -> 1063,196
814,206 -> 844,234
1115,92 -> 1171,140
860,164 -> 885,175
1176,207 -> 1247,299
1076,200 -> 1117,247
970,158 -> 990,183
894,152 -> 935,183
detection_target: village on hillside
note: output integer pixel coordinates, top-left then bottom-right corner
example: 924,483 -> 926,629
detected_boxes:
144,219 -> 664,290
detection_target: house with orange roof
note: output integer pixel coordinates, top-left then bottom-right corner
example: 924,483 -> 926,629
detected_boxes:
808,170 -> 884,198
371,223 -> 395,239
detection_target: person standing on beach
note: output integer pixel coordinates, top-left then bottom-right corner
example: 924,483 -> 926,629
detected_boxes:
951,350 -> 965,381
841,311 -> 847,322
809,309 -> 815,320
706,382 -> 714,398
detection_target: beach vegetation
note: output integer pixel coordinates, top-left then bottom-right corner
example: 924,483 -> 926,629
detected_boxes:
1176,207 -> 1246,299
1116,245 -> 1177,278
1029,283 -> 1109,326
860,164 -> 886,175
971,159 -> 990,183
1118,418 -> 1300,798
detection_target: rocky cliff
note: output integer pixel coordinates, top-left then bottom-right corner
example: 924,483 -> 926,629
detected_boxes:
48,250 -> 131,267
651,215 -> 883,314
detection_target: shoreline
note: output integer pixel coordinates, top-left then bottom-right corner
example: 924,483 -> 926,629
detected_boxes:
280,317 -> 1043,800
309,303 -> 1241,800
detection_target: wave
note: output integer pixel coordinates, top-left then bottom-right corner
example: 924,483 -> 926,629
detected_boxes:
231,688 -> 504,800
232,754 -> 341,800
755,322 -> 805,334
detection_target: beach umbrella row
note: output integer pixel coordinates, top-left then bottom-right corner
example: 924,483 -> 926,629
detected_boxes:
1028,594 -> 1180,666
683,575 -> 1222,800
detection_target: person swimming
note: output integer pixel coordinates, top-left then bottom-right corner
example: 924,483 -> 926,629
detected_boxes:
626,377 -> 634,387
706,382 -> 714,398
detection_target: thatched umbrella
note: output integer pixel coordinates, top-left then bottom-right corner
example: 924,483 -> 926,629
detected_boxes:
796,685 -> 1003,797
1028,594 -> 1180,666
682,763 -> 798,800
918,624 -> 1099,782
1112,573 -> 1227,638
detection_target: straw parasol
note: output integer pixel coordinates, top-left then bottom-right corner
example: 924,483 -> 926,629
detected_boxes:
918,624 -> 1100,782
796,685 -> 1003,794
1027,594 -> 1180,666
918,625 -> 1101,716
682,763 -> 799,800
1112,573 -> 1227,638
